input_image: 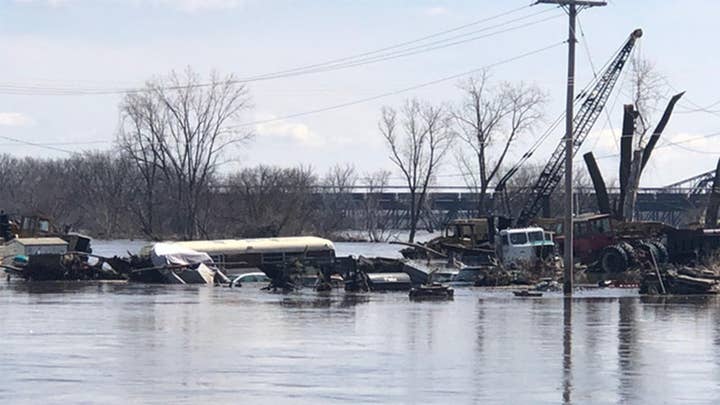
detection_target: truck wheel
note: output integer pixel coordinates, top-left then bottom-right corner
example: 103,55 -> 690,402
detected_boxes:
637,241 -> 660,264
650,241 -> 669,264
600,245 -> 629,273
618,242 -> 637,265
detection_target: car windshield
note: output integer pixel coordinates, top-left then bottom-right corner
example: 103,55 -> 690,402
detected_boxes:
509,232 -> 528,245
528,231 -> 544,242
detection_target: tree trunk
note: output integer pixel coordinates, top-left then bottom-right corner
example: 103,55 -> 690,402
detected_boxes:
408,191 -> 417,243
623,150 -> 643,221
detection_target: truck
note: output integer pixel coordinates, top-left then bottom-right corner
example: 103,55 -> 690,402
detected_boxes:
537,213 -> 674,272
400,217 -> 556,268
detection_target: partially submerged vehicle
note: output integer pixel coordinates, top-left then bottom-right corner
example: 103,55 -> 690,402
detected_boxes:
0,212 -> 108,281
126,243 -> 228,284
640,266 -> 720,295
402,259 -> 460,285
409,283 -> 454,300
343,256 -> 412,292
230,272 -> 271,287
399,217 -> 556,271
537,213 -> 720,273
495,227 -> 555,268
126,236 -> 342,289
127,236 -> 336,285
139,236 -> 336,276
400,218 -> 497,264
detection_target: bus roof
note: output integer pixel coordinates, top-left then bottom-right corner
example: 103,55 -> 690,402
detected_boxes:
141,236 -> 335,256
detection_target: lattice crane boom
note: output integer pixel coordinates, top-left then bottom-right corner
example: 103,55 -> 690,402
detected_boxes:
514,28 -> 643,226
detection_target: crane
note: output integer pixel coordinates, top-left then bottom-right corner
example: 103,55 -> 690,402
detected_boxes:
496,28 -> 643,227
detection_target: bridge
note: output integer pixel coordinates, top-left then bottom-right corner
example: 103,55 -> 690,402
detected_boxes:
214,170 -> 718,229
330,186 -> 708,228
332,169 -> 718,228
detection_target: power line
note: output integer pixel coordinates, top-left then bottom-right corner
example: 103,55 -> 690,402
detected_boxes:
0,140 -> 111,147
236,4 -> 534,81
226,8 -> 560,84
657,138 -> 720,155
0,5 -> 549,96
676,98 -> 720,114
593,130 -> 720,159
663,77 -> 720,121
230,41 -> 566,128
0,13 -> 558,96
497,30 -> 632,187
0,135 -> 76,154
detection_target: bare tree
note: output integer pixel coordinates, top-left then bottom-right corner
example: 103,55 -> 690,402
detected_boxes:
66,151 -> 135,237
379,99 -> 454,242
361,170 -> 396,242
118,68 -> 252,239
318,164 -> 358,236
628,57 -> 666,147
222,165 -> 317,237
454,72 -> 546,215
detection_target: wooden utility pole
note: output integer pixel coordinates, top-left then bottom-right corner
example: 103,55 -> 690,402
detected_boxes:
536,0 -> 606,296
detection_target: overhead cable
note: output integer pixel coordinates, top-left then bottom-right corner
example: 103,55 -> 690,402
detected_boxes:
230,41 -> 566,128
0,4 -> 554,96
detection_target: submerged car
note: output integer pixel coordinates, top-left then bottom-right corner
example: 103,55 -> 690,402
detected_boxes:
232,272 -> 271,285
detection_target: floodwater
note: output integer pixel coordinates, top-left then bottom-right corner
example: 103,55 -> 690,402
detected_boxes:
1,242 -> 720,404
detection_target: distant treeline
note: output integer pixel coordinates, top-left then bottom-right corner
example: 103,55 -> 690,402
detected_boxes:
0,151 -> 604,241
0,152 -> 401,241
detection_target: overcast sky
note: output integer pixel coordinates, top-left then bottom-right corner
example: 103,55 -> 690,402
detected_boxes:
0,0 -> 718,187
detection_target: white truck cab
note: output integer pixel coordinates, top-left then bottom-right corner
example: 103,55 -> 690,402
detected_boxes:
496,227 -> 555,267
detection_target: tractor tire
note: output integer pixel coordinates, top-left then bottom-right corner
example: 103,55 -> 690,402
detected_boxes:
650,241 -> 669,264
600,245 -> 629,273
637,240 -> 660,264
618,242 -> 637,265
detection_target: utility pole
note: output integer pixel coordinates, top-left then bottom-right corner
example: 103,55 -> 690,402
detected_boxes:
535,0 -> 606,296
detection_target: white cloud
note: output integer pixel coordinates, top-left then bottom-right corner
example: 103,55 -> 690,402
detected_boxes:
153,0 -> 247,12
0,112 -> 34,127
254,115 -> 323,146
584,128 -> 621,156
423,6 -> 449,17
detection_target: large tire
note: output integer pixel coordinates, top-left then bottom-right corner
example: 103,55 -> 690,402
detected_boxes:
600,245 -> 629,273
637,240 -> 660,264
618,242 -> 637,265
650,241 -> 669,264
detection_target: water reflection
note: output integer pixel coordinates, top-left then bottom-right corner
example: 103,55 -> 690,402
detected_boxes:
472,302 -> 485,403
4,280 -> 720,404
618,297 -> 638,404
277,292 -> 371,309
563,297 -> 572,405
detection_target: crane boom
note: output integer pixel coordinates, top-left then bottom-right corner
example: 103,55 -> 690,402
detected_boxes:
514,28 -> 642,226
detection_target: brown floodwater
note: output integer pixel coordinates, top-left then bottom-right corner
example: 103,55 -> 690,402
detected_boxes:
1,241 -> 720,404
